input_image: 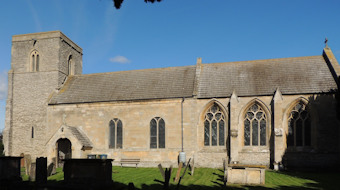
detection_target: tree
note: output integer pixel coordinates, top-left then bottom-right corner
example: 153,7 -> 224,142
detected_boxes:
113,0 -> 162,9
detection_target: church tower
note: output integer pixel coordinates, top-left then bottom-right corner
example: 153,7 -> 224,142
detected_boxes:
4,31 -> 82,157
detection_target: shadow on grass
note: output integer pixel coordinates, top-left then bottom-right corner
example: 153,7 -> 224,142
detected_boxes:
3,168 -> 338,190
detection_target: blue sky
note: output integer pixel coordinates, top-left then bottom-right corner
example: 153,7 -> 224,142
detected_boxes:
0,0 -> 340,131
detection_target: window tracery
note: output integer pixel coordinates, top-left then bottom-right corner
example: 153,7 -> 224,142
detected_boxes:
244,103 -> 267,146
204,103 -> 225,146
287,101 -> 311,147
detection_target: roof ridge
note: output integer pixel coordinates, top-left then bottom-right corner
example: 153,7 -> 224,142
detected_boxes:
78,65 -> 196,77
203,55 -> 322,66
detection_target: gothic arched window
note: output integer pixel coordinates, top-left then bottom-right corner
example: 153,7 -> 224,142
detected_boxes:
287,101 -> 311,147
68,55 -> 74,75
204,103 -> 225,146
244,103 -> 267,146
109,118 -> 123,149
150,117 -> 165,149
30,50 -> 39,72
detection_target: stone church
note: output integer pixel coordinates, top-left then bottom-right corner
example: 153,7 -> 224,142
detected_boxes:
3,31 -> 340,169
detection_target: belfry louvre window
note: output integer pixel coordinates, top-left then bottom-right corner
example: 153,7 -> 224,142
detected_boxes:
204,103 -> 225,146
109,118 -> 123,149
68,55 -> 74,75
287,101 -> 311,147
30,50 -> 39,72
244,103 -> 267,146
150,117 -> 165,149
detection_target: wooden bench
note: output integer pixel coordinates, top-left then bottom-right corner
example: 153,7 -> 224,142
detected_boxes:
120,158 -> 140,168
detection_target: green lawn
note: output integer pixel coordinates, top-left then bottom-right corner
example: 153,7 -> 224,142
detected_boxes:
22,167 -> 339,189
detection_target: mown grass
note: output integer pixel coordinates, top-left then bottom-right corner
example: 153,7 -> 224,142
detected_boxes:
21,167 -> 339,189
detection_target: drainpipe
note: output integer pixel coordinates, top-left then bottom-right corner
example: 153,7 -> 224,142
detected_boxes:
181,97 -> 184,152
179,97 -> 186,164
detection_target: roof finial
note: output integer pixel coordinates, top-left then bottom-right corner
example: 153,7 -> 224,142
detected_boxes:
325,37 -> 329,49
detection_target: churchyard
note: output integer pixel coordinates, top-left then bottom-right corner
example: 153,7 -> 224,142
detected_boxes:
16,166 -> 339,189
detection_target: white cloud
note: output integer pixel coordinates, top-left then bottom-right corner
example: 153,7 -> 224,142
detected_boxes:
109,56 -> 131,64
0,71 -> 7,100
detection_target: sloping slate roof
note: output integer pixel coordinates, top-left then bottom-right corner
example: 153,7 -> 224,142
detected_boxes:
50,66 -> 196,104
67,126 -> 93,148
197,56 -> 338,98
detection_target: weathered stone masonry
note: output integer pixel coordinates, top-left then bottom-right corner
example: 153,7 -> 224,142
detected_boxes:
4,31 -> 340,169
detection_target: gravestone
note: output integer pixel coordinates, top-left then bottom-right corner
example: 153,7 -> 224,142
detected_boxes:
24,154 -> 31,175
36,157 -> 47,184
63,159 -> 114,186
29,163 -> 36,181
0,157 -> 22,181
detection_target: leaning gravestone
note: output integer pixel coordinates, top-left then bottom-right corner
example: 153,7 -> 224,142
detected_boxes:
47,157 -> 57,176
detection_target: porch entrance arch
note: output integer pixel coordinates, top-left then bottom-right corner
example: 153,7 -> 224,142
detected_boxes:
56,138 -> 72,167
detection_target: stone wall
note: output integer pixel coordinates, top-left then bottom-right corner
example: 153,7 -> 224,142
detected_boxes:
45,93 -> 340,168
4,31 -> 82,159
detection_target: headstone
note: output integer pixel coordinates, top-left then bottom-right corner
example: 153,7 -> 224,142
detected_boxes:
47,162 -> 55,176
174,162 -> 183,183
190,158 -> 195,176
158,164 -> 165,180
24,154 -> 31,176
36,157 -> 47,184
176,158 -> 191,190
0,157 -> 22,182
223,158 -> 228,185
29,163 -> 36,181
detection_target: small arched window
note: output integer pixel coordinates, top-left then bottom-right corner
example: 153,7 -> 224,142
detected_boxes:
204,103 -> 226,146
150,117 -> 165,149
287,101 -> 311,147
109,118 -> 123,149
30,50 -> 39,72
244,103 -> 267,146
68,55 -> 74,75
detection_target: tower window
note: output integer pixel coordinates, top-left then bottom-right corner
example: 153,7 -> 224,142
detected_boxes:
68,55 -> 74,75
30,50 -> 39,72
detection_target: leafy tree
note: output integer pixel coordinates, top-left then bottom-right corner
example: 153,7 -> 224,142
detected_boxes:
113,0 -> 162,9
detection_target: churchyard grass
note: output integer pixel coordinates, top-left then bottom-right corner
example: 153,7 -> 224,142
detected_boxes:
21,167 -> 338,189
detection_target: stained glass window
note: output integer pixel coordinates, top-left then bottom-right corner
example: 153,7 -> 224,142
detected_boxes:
150,117 -> 165,149
287,101 -> 311,147
204,103 -> 226,146
109,118 -> 123,149
244,102 -> 267,146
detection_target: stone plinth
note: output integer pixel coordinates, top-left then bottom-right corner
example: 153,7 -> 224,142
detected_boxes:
227,165 -> 265,185
63,159 -> 113,186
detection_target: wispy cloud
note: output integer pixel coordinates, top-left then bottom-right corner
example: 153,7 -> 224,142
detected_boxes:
26,0 -> 42,31
109,56 -> 131,64
0,71 -> 7,100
